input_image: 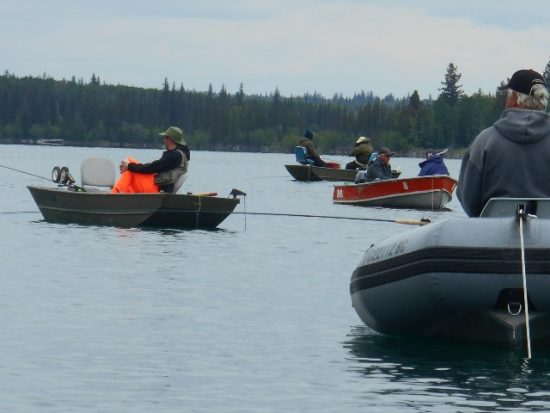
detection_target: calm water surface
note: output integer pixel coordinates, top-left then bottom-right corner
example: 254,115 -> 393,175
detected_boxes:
1,145 -> 550,412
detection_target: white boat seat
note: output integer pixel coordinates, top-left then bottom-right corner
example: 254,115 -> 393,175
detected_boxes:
480,198 -> 550,218
81,157 -> 116,190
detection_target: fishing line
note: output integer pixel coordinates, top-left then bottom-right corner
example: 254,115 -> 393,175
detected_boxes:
2,162 -> 82,191
0,163 -> 51,181
0,211 -> 39,215
231,211 -> 430,225
0,209 -> 429,225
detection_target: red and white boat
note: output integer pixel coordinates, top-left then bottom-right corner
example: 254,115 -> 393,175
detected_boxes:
332,175 -> 457,210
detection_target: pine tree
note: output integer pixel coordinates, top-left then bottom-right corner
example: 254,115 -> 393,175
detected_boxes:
408,90 -> 422,115
439,63 -> 463,106
236,82 -> 245,105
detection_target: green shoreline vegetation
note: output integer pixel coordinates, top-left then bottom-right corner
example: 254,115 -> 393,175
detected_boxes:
2,62 -> 549,157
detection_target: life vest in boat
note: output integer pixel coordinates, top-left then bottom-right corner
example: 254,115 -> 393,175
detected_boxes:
154,150 -> 188,188
111,157 -> 159,193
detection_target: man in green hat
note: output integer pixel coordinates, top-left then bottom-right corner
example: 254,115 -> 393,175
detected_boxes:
118,126 -> 190,193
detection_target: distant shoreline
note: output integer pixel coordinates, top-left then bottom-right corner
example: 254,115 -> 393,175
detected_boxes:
0,139 -> 465,159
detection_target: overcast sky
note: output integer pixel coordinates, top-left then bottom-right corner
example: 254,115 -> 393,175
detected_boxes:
2,0 -> 549,99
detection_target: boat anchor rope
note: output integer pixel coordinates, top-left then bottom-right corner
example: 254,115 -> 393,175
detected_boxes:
516,203 -> 537,359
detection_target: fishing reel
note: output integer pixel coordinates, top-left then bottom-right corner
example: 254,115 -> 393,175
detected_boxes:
51,166 -> 75,185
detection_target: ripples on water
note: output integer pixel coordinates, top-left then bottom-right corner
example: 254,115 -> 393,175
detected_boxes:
344,327 -> 550,412
2,145 -> 550,412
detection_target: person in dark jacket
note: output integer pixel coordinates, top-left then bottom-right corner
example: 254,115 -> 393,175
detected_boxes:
457,69 -> 550,216
418,150 -> 449,176
346,136 -> 373,169
117,126 -> 190,193
298,129 -> 326,167
365,146 -> 394,182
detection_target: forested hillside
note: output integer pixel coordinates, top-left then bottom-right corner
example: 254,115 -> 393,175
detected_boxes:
0,64 -> 509,154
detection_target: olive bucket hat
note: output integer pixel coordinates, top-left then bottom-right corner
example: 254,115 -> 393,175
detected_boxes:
159,126 -> 185,145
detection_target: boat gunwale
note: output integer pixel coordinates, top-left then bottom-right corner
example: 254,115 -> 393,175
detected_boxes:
332,188 -> 452,205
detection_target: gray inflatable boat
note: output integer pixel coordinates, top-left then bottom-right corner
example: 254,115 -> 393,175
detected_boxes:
351,198 -> 550,346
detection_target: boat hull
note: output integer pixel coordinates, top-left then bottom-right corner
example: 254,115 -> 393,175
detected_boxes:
285,164 -> 356,181
285,164 -> 401,182
27,186 -> 240,229
333,175 -> 457,209
351,212 -> 550,345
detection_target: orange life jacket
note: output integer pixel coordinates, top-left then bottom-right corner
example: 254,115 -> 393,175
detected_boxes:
111,157 -> 159,193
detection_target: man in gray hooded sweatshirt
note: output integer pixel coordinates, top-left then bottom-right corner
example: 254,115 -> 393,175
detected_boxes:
457,69 -> 550,217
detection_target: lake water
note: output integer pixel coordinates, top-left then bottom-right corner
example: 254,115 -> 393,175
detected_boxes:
2,145 -> 550,412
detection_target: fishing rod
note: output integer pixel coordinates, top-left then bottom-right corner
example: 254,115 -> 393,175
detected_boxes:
1,162 -> 83,190
0,163 -> 52,182
232,211 -> 431,225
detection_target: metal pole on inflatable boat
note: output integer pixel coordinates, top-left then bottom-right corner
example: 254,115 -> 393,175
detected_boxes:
518,208 -> 532,359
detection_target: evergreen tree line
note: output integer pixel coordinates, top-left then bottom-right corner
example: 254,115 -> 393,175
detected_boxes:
1,61 -> 548,155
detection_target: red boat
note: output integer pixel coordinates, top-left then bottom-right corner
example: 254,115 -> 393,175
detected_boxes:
332,175 -> 457,209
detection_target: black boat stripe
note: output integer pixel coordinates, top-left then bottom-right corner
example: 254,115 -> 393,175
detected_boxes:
350,246 -> 550,294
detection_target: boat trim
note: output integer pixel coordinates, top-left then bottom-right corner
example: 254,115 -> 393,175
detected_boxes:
333,188 -> 451,204
351,246 -> 550,294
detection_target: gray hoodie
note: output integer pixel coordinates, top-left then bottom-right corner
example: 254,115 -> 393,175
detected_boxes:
457,108 -> 550,216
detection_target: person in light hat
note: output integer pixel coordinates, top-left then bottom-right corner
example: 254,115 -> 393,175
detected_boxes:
365,146 -> 394,182
346,136 -> 373,170
114,126 -> 191,193
457,69 -> 550,216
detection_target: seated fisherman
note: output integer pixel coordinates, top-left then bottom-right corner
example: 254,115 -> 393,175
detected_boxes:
457,68 -> 550,216
346,136 -> 373,170
113,126 -> 190,193
418,150 -> 449,176
298,129 -> 326,167
365,146 -> 394,182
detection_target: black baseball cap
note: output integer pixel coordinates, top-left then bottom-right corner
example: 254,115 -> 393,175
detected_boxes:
498,69 -> 546,95
378,146 -> 394,156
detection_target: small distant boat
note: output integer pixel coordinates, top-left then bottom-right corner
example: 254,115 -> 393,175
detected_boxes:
333,175 -> 457,210
27,157 -> 242,229
36,138 -> 64,146
285,164 -> 357,182
285,145 -> 400,182
350,198 -> 550,346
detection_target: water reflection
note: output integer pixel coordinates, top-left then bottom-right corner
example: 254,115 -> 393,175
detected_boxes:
344,326 -> 550,412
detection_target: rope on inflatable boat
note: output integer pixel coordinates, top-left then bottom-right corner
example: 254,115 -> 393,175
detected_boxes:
517,207 -> 532,359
